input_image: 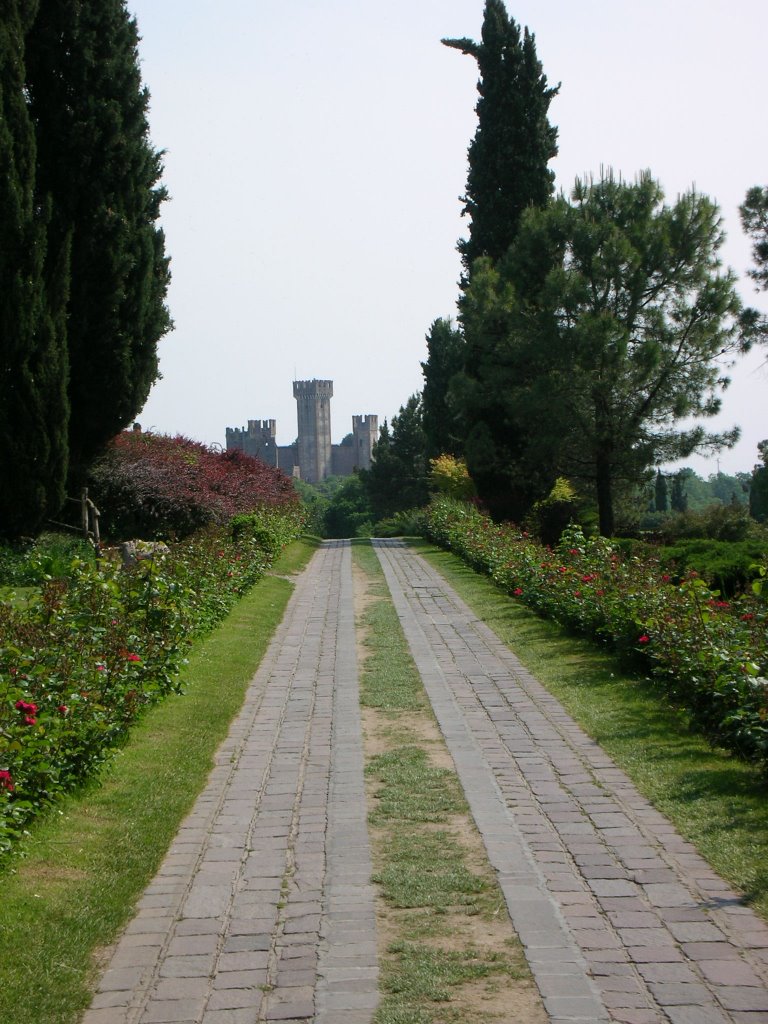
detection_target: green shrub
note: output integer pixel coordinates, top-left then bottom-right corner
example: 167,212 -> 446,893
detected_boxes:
659,538 -> 767,596
660,503 -> 753,542
0,533 -> 95,587
374,508 -> 429,538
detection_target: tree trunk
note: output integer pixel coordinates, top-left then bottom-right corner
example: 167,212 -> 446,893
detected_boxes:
595,447 -> 614,537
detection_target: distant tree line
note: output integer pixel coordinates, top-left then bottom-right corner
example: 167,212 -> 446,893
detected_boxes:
0,0 -> 171,540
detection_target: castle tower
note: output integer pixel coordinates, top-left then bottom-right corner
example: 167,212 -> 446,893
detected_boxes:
225,419 -> 278,467
293,379 -> 333,483
352,414 -> 378,471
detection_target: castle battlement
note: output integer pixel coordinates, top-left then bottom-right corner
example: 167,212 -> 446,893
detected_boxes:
226,380 -> 377,482
292,379 -> 333,401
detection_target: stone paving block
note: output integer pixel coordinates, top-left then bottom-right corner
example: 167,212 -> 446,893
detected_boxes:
141,998 -> 207,1023
715,987 -> 768,1011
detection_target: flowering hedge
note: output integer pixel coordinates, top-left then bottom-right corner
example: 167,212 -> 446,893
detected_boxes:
0,504 -> 303,857
425,497 -> 768,771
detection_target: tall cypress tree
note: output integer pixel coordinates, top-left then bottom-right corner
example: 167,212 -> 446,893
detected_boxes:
25,0 -> 171,483
420,318 -> 465,459
443,0 -> 559,273
0,1 -> 70,539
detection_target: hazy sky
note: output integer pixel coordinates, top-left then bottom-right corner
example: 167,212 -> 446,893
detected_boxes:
129,0 -> 767,476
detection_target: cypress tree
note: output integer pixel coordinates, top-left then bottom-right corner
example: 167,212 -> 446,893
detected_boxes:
443,0 -> 559,273
25,0 -> 171,483
654,470 -> 669,513
420,318 -> 466,459
0,1 -> 70,539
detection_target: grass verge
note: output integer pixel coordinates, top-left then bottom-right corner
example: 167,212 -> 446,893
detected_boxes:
353,542 -> 546,1024
0,538 -> 318,1024
411,538 -> 768,920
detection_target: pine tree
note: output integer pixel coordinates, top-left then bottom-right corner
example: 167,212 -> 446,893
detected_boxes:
443,0 -> 559,273
25,0 -> 171,483
458,172 -> 758,534
0,1 -> 70,539
740,186 -> 768,291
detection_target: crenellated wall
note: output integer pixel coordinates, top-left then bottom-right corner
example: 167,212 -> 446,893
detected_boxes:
226,381 -> 377,482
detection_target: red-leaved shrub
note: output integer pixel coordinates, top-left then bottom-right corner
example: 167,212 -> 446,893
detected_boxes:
89,432 -> 299,539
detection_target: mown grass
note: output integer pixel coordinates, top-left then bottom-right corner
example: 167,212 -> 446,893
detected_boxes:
353,543 -> 544,1024
412,538 -> 768,919
0,538 -> 318,1024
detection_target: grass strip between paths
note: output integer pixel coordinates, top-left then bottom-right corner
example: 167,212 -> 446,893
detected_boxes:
0,538 -> 319,1024
353,542 -> 547,1024
411,538 -> 768,921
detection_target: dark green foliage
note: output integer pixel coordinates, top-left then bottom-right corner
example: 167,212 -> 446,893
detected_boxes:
0,1 -> 70,539
443,0 -> 559,272
670,472 -> 688,513
322,476 -> 373,538
658,503 -> 754,543
363,397 -> 429,521
25,0 -> 171,483
420,318 -> 465,459
740,185 -> 768,291
658,538 -> 767,596
751,442 -> 768,523
457,172 -> 758,534
654,471 -> 669,513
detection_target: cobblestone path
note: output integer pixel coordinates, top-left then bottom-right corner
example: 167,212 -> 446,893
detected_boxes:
84,539 -> 768,1024
83,541 -> 378,1024
374,539 -> 768,1024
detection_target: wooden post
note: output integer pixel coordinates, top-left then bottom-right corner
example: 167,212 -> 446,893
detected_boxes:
81,488 -> 89,539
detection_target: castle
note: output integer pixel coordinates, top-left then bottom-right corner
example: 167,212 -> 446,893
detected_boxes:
225,379 -> 378,484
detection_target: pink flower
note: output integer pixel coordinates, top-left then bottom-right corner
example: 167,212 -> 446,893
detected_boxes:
15,699 -> 38,715
513,587 -> 523,596
24,715 -> 37,726
125,653 -> 141,663
638,634 -> 650,644
96,663 -> 106,672
0,770 -> 14,792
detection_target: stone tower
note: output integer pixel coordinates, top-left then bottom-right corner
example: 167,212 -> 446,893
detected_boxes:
352,414 -> 378,471
293,379 -> 333,483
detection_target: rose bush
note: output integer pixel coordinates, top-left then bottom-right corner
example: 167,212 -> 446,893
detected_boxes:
425,497 -> 768,770
0,503 -> 304,857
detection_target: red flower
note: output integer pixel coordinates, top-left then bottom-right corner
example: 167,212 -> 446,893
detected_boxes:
638,634 -> 650,644
15,699 -> 38,715
513,587 -> 523,596
58,705 -> 69,716
661,574 -> 671,583
24,715 -> 37,726
574,590 -> 582,598
569,548 -> 580,555
0,770 -> 14,792
125,652 -> 141,662
742,613 -> 755,621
